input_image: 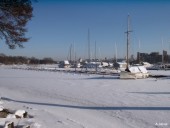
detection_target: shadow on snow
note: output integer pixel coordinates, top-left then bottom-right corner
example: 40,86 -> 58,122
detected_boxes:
1,97 -> 170,111
129,92 -> 170,95
86,76 -> 119,80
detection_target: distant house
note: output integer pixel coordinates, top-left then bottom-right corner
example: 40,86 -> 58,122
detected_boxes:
114,62 -> 127,71
59,60 -> 70,68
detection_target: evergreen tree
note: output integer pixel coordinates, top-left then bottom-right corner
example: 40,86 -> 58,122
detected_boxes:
0,0 -> 33,49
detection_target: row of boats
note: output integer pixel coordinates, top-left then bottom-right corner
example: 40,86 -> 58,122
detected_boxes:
58,60 -> 151,79
59,15 -> 168,79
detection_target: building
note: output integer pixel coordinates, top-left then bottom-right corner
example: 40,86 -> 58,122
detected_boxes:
137,51 -> 169,64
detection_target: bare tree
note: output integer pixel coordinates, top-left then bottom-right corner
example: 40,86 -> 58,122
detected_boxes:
0,0 -> 33,49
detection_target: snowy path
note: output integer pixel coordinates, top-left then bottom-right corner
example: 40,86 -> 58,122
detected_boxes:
0,67 -> 170,128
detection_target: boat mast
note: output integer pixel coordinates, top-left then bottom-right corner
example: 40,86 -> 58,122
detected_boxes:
115,42 -> 117,62
161,38 -> 164,64
95,41 -> 97,72
125,15 -> 132,69
88,29 -> 91,62
69,44 -> 72,62
138,40 -> 141,63
95,41 -> 96,61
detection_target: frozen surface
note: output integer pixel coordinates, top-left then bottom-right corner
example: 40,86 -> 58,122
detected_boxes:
0,65 -> 170,128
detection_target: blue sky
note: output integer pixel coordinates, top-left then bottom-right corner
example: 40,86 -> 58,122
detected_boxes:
1,0 -> 170,60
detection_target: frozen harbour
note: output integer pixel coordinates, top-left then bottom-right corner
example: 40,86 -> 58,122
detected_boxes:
0,65 -> 170,128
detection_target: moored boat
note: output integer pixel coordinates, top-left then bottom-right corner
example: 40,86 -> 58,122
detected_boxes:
120,15 -> 149,79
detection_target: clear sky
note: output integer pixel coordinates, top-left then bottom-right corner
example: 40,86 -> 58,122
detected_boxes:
1,0 -> 170,60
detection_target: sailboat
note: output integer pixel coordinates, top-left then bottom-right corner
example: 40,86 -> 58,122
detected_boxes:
120,15 -> 149,79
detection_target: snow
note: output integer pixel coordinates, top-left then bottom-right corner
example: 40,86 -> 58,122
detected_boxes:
0,65 -> 170,127
64,60 -> 69,65
0,105 -> 4,111
138,66 -> 148,73
128,66 -> 148,74
129,66 -> 141,73
15,110 -> 27,118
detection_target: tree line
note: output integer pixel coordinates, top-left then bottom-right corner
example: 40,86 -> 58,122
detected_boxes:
0,54 -> 57,65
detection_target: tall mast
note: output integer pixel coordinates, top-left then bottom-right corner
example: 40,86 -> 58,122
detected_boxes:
138,40 -> 141,63
125,15 -> 132,69
161,38 -> 164,64
115,42 -> 117,62
95,41 -> 97,72
69,44 -> 72,62
95,41 -> 96,61
88,29 -> 91,62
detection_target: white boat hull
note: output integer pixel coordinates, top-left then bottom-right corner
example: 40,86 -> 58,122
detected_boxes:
119,65 -> 149,79
120,71 -> 149,79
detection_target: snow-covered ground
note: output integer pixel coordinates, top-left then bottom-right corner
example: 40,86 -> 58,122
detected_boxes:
0,65 -> 170,128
